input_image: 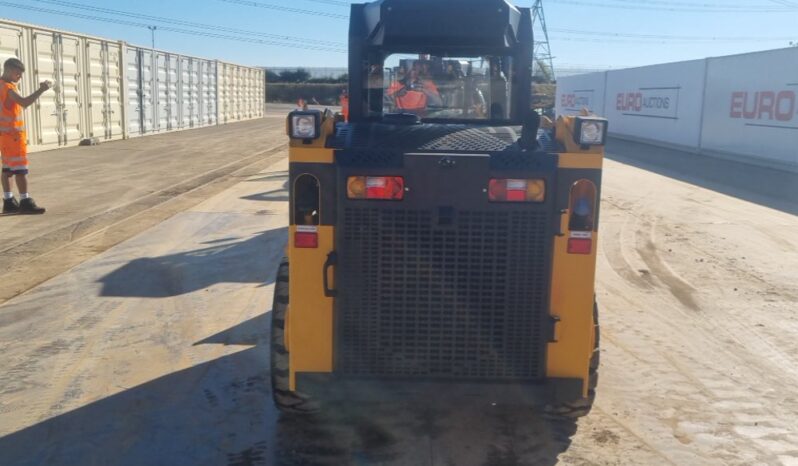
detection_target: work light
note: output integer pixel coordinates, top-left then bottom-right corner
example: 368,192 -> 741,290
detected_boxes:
574,116 -> 608,146
289,111 -> 321,140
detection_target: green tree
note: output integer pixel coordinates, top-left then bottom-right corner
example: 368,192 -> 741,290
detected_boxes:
278,68 -> 312,83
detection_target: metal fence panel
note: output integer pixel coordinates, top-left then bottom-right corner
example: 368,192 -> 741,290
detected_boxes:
700,47 -> 798,169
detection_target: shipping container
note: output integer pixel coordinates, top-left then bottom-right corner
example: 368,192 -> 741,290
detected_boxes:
0,19 -> 265,152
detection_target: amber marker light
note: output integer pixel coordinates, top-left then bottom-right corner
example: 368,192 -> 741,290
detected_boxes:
347,176 -> 404,200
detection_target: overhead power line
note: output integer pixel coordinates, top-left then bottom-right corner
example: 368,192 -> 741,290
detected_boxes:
30,0 -> 345,47
297,0 -> 351,6
592,0 -> 796,10
550,27 -> 796,42
216,0 -> 348,19
549,0 -> 794,12
0,1 -> 346,53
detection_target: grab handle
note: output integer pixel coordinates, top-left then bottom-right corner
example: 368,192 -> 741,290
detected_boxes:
323,251 -> 338,298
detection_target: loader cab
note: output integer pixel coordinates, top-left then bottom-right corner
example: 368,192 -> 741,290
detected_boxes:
348,0 -> 533,126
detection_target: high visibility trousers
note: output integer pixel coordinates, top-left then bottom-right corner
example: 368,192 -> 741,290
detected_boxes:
1,131 -> 28,175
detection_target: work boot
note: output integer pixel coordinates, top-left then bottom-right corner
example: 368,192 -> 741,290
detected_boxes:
2,197 -> 19,214
18,197 -> 45,215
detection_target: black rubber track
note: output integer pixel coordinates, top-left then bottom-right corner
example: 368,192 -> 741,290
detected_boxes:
270,257 -> 317,414
545,302 -> 600,418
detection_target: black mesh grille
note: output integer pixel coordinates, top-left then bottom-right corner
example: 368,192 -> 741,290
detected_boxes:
338,208 -> 550,379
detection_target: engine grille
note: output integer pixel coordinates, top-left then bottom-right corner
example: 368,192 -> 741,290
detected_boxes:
337,207 -> 550,380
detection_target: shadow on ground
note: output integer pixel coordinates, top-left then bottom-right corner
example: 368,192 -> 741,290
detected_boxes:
606,138 -> 798,216
241,180 -> 289,203
98,227 -> 288,298
0,311 -> 580,466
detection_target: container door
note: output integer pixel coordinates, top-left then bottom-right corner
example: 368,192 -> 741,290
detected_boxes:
242,68 -> 250,119
32,31 -> 60,147
189,59 -> 200,128
105,41 -> 124,140
141,49 -> 156,133
86,39 -> 105,139
125,46 -> 143,136
259,70 -> 265,116
59,33 -> 84,146
217,63 -> 227,124
167,54 -> 179,130
206,61 -> 217,126
156,52 -> 168,131
179,56 -> 190,128
233,66 -> 242,121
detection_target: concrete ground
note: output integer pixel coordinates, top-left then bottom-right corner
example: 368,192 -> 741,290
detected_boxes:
0,116 -> 797,465
0,110 -> 289,304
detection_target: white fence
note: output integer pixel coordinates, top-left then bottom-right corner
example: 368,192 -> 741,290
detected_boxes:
0,19 -> 265,153
556,47 -> 798,171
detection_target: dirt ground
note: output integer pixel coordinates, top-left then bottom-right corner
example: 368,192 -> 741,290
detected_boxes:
0,121 -> 796,465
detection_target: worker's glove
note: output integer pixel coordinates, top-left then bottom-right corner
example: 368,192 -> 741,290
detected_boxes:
39,81 -> 53,92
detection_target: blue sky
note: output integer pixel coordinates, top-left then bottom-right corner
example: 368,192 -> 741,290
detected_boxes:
3,0 -> 797,72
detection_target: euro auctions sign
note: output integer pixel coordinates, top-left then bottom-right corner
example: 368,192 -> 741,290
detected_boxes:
729,88 -> 797,128
615,87 -> 680,119
560,90 -> 594,114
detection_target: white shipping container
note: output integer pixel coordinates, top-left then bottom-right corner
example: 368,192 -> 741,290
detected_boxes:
603,60 -> 706,150
555,71 -> 606,117
0,19 -> 264,152
700,47 -> 798,169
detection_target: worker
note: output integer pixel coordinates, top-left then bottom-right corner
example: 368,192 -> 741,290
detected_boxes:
386,64 -> 442,116
340,88 -> 349,122
1,58 -> 50,214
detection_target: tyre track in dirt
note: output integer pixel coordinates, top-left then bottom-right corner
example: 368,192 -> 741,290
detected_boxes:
594,159 -> 798,464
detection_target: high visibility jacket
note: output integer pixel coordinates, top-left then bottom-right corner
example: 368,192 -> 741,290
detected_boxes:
387,79 -> 439,113
0,79 -> 28,170
340,95 -> 349,122
0,80 -> 24,135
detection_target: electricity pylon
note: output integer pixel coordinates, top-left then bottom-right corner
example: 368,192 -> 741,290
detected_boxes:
531,0 -> 555,82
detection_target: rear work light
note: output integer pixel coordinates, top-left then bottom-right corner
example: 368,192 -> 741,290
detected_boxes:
488,179 -> 546,203
347,176 -> 405,200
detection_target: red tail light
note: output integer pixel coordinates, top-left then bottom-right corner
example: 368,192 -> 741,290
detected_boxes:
347,176 -> 405,200
488,179 -> 546,203
567,237 -> 592,255
294,227 -> 318,248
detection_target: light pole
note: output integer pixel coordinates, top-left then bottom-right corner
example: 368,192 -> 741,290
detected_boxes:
148,25 -> 157,50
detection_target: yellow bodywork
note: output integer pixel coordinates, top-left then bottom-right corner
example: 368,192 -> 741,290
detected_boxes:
286,114 -> 337,390
285,113 -> 603,396
547,115 -> 603,396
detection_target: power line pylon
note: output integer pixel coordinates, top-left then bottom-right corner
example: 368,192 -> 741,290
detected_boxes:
531,0 -> 555,82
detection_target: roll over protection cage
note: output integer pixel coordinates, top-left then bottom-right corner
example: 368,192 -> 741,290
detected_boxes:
347,0 -> 534,124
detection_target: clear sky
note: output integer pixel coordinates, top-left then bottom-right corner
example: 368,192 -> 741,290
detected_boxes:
2,0 -> 797,72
